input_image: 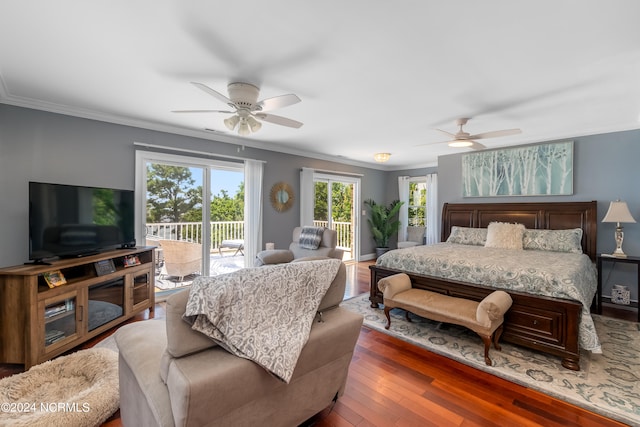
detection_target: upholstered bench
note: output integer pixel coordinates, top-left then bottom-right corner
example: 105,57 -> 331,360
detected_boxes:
377,273 -> 513,366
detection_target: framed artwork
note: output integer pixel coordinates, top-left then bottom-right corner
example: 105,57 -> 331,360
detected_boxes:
43,270 -> 67,288
462,141 -> 573,197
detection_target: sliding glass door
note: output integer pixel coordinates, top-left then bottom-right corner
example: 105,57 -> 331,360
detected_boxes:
135,151 -> 244,297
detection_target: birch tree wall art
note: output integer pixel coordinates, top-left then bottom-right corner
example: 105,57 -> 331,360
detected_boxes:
462,141 -> 573,197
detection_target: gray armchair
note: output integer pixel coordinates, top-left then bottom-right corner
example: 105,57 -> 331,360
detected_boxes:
397,226 -> 426,249
255,226 -> 344,266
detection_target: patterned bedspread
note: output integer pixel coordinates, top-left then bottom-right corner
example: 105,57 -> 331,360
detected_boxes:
377,243 -> 601,352
184,259 -> 341,383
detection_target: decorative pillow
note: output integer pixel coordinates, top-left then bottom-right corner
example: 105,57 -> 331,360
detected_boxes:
523,228 -> 583,254
484,222 -> 525,250
298,226 -> 326,250
446,226 -> 488,246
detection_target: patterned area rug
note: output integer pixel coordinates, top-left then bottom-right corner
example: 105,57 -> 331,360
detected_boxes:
341,294 -> 640,426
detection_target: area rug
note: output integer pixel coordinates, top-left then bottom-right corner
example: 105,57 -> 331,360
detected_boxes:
341,294 -> 640,426
0,348 -> 119,427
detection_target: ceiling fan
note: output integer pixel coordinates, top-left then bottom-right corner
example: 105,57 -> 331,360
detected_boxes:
172,82 -> 303,136
422,118 -> 521,150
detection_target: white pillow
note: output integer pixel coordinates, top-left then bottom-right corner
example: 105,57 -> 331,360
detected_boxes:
484,222 -> 525,250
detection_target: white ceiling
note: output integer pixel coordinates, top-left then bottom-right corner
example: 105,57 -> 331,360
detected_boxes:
2,1 -> 640,169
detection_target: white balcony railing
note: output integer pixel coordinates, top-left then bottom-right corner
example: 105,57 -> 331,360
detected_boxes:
146,220 -> 353,253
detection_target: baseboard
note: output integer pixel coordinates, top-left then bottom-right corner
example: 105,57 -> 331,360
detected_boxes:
360,253 -> 376,261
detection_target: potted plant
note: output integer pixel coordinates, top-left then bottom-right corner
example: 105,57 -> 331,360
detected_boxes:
364,199 -> 404,258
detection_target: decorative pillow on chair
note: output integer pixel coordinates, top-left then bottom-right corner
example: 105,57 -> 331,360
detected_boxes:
298,226 -> 326,250
484,222 -> 525,250
446,226 -> 488,246
523,228 -> 583,253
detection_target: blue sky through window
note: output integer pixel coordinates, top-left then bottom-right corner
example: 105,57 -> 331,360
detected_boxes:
189,167 -> 244,197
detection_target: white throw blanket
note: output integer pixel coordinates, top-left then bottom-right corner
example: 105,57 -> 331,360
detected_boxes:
184,259 -> 341,383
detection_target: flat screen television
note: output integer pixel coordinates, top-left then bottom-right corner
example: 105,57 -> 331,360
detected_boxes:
29,182 -> 136,262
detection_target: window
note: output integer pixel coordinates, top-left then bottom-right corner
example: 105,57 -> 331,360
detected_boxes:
408,180 -> 426,226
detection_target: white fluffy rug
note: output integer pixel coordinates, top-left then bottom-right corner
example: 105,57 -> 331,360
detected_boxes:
0,348 -> 119,427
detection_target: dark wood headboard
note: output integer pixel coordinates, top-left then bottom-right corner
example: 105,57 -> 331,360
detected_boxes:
441,201 -> 598,261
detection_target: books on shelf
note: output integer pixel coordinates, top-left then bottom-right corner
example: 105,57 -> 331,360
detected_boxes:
45,304 -> 66,318
43,270 -> 67,288
44,300 -> 74,318
45,329 -> 65,345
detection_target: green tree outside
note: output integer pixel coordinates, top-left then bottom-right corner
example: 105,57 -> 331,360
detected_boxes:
146,163 -> 244,243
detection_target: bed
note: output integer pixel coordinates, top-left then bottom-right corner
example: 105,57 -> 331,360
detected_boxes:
369,201 -> 599,371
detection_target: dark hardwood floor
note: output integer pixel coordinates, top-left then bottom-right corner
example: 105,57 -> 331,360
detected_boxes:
1,260 -> 632,427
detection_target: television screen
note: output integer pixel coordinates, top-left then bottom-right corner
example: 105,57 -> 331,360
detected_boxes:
29,182 -> 135,261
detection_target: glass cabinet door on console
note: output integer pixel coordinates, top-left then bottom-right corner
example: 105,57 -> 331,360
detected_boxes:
132,272 -> 151,311
88,279 -> 125,332
40,290 -> 80,354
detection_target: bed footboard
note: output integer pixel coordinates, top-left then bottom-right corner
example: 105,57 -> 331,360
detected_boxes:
370,264 -> 582,371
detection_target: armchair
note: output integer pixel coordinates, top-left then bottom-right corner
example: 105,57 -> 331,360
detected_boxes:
255,226 -> 344,266
397,226 -> 426,249
159,240 -> 202,281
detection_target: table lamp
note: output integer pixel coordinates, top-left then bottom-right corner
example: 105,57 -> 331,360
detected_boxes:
602,199 -> 636,258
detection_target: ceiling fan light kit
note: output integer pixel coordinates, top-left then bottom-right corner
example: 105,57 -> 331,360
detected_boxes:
173,81 -> 303,136
448,140 -> 474,148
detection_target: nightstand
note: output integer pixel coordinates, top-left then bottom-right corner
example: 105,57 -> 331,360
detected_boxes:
596,254 -> 640,322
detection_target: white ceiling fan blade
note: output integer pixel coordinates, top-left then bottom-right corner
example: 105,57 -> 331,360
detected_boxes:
255,113 -> 303,128
172,109 -> 234,114
415,139 -> 454,147
190,82 -> 235,108
435,128 -> 457,138
469,141 -> 487,150
468,129 -> 522,139
256,94 -> 301,112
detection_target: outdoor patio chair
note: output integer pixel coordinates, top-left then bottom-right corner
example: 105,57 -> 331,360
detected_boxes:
158,239 -> 202,281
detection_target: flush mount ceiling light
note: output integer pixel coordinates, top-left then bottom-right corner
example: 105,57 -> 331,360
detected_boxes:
374,153 -> 391,163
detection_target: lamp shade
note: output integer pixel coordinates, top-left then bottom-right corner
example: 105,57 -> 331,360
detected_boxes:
224,115 -> 240,131
602,200 -> 636,224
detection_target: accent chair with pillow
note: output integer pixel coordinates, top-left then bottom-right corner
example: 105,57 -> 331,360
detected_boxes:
255,226 -> 344,266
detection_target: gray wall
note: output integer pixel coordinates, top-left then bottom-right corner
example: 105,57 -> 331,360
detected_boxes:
0,104 -> 386,267
2,104 -> 639,302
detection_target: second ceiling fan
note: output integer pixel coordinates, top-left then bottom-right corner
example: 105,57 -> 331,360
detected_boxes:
424,118 -> 522,150
173,82 -> 303,136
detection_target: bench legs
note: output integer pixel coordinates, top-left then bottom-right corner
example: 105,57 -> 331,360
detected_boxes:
384,306 -> 413,329
479,324 -> 504,366
384,307 -> 505,366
